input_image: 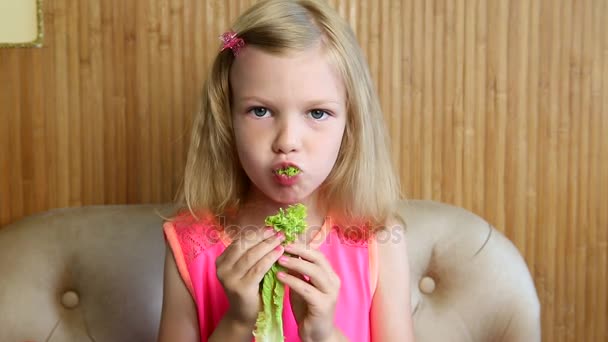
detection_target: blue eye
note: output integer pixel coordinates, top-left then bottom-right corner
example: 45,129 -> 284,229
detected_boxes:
309,109 -> 329,120
251,107 -> 269,117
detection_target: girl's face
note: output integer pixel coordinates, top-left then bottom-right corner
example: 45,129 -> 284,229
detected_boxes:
230,44 -> 347,205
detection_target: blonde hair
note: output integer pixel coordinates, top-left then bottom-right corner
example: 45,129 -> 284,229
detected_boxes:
178,0 -> 402,230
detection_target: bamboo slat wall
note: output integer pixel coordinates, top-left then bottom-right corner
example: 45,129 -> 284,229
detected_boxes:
0,0 -> 606,340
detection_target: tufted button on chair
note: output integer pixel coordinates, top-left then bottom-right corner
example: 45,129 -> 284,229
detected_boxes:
403,201 -> 541,341
0,205 -> 168,342
0,200 -> 540,341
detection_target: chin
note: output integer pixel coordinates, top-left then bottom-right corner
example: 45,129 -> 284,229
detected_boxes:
270,193 -> 305,206
262,186 -> 311,206
249,177 -> 319,206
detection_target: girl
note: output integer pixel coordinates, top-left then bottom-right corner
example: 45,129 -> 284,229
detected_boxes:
158,0 -> 414,341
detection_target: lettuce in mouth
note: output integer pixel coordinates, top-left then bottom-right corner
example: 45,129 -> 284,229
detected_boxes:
276,166 -> 300,177
253,203 -> 307,342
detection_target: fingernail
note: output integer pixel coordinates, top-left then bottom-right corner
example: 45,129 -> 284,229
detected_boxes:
277,232 -> 285,240
277,272 -> 287,279
274,245 -> 284,252
279,256 -> 289,264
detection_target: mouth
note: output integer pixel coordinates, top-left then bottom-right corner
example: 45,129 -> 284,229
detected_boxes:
273,164 -> 301,177
272,163 -> 302,186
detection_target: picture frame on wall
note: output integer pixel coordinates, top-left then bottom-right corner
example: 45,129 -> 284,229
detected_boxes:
0,0 -> 43,48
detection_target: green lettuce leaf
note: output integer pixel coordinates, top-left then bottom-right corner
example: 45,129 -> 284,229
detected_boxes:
276,166 -> 301,177
253,204 -> 307,342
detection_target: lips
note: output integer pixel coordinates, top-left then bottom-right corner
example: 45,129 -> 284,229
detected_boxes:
272,162 -> 301,186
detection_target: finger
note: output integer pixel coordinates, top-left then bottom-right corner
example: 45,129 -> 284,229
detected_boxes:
283,244 -> 335,276
233,231 -> 285,275
244,244 -> 285,284
233,226 -> 277,248
220,227 -> 277,266
278,255 -> 333,293
277,271 -> 323,304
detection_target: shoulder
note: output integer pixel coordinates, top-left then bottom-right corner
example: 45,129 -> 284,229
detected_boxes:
164,210 -> 225,244
162,211 -> 226,300
373,214 -> 408,272
163,210 -> 228,265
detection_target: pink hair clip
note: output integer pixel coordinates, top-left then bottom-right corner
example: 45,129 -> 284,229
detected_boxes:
219,31 -> 245,56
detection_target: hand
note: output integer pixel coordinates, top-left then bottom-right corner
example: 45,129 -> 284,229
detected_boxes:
215,227 -> 286,327
276,243 -> 341,342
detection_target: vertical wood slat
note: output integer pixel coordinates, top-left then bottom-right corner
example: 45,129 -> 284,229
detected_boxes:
399,0 -> 412,199
525,0 -> 540,316
560,0 -> 574,339
113,0 -> 128,204
18,52 -> 34,213
90,0 -> 105,205
593,1 -> 607,339
0,52 -> 9,224
53,0 -> 70,209
148,0 -> 161,203
43,3 -> 57,213
168,0 -> 187,198
422,0 -> 433,200
135,0 -> 150,202
570,1 -> 585,339
410,0 -> 422,198
474,0 -> 487,217
452,0 -> 465,207
580,1 -> 595,340
506,0 -> 529,259
67,0 -> 82,207
541,1 -> 561,340
159,0 -> 172,202
462,0 -> 475,212
124,0 -> 137,203
0,1 -> 607,341
485,0 -> 498,231
101,0 -> 116,204
388,0 -> 402,182
433,0 -> 443,202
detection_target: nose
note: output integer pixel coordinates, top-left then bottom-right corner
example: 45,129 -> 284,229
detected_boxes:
271,115 -> 301,154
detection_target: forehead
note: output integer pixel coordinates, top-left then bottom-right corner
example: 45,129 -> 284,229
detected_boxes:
230,44 -> 345,104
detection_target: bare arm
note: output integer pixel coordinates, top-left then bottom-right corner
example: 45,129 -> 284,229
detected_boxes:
157,243 -> 254,342
370,219 -> 415,342
157,242 -> 200,342
208,314 -> 254,342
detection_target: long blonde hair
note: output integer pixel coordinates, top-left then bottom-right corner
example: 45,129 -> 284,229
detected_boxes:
178,0 -> 402,230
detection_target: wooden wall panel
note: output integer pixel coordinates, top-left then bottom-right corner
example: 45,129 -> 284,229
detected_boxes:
0,0 -> 606,340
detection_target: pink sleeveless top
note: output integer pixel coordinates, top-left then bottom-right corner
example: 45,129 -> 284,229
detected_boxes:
163,212 -> 378,342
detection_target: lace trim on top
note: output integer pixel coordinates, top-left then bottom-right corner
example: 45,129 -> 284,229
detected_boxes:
172,213 -> 227,266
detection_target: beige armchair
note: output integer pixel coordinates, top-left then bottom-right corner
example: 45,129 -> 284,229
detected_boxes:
0,200 -> 540,341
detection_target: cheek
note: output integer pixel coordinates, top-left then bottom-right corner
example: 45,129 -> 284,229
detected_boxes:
233,116 -> 257,147
234,135 -> 258,166
232,119 -> 254,164
315,123 -> 346,171
233,119 -> 268,173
